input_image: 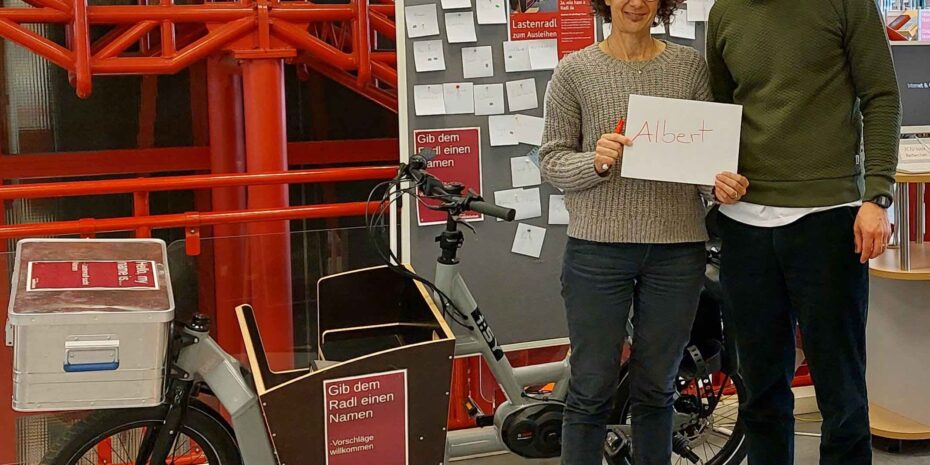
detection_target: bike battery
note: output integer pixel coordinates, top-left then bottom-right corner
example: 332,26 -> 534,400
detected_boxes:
7,239 -> 174,412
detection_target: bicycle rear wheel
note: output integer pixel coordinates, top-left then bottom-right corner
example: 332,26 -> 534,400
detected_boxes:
41,402 -> 242,465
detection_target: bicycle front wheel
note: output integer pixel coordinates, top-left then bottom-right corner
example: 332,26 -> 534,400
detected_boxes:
41,402 -> 242,465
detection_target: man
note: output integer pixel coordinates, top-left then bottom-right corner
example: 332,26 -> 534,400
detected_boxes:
705,1 -> 900,464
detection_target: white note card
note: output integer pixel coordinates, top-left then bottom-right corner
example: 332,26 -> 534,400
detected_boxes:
413,40 -> 446,72
405,4 -> 440,39
413,84 -> 446,116
474,84 -> 505,115
443,83 -> 475,114
621,95 -> 742,185
445,11 -> 477,43
503,41 -> 532,72
462,46 -> 494,79
528,39 -> 559,70
506,78 -> 538,112
512,223 -> 547,258
515,114 -> 544,146
669,9 -> 696,39
476,0 -> 507,24
511,156 -> 541,187
441,0 -> 471,10
652,23 -> 667,35
494,187 -> 542,222
548,195 -> 569,225
603,22 -> 612,39
488,115 -> 519,146
687,0 -> 714,22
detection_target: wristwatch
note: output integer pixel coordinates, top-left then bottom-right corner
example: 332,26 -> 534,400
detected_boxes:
868,194 -> 893,209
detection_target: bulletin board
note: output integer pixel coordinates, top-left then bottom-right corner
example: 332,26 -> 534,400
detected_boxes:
397,0 -> 708,345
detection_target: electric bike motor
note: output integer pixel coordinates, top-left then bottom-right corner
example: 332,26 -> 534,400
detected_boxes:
497,403 -> 564,459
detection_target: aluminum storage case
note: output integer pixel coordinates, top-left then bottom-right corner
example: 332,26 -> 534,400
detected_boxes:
8,239 -> 174,411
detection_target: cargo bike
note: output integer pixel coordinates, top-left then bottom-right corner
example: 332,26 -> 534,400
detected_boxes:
8,158 -> 746,465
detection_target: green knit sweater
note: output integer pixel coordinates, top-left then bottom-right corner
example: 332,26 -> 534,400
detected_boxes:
706,0 -> 901,207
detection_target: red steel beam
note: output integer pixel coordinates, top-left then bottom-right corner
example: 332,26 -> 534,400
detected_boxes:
272,20 -> 354,70
94,21 -> 157,59
0,166 -> 397,200
371,59 -> 396,87
72,0 -> 92,97
0,201 -> 377,239
0,18 -> 73,69
353,0 -> 371,87
287,138 -> 398,165
0,8 -> 70,23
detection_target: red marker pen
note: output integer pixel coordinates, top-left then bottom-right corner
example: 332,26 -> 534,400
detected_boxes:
602,118 -> 626,172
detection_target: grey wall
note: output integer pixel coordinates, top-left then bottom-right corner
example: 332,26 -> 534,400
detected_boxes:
402,2 -> 706,345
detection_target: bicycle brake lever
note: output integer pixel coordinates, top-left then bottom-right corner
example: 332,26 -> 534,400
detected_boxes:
458,219 -> 477,234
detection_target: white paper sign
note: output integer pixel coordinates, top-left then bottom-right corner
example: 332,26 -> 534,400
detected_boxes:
476,0 -> 507,24
405,4 -> 440,39
413,84 -> 446,116
897,139 -> 930,173
494,187 -> 542,221
462,46 -> 494,78
413,40 -> 446,72
512,223 -> 547,258
621,95 -> 742,185
506,78 -> 538,112
444,83 -> 475,114
548,195 -> 569,225
515,114 -> 544,146
503,41 -> 532,72
687,0 -> 714,22
488,115 -> 519,146
445,11 -> 477,43
474,84 -> 505,115
528,39 -> 558,70
511,156 -> 541,187
669,9 -> 696,39
441,0 -> 471,10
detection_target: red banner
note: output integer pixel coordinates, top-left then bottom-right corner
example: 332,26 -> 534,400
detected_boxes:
510,0 -> 595,58
27,260 -> 158,291
413,127 -> 483,225
324,370 -> 408,465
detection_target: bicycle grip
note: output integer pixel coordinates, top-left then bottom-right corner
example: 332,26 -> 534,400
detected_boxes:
470,200 -> 516,221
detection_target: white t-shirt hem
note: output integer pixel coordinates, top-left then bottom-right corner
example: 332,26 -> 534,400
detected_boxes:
719,201 -> 863,228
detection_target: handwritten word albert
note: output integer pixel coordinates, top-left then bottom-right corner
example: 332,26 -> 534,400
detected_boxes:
631,120 -> 714,145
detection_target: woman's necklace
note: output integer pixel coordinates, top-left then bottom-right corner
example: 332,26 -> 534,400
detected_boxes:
605,37 -> 658,74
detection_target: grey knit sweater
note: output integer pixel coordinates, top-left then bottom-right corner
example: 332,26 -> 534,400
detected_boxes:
540,42 -> 712,244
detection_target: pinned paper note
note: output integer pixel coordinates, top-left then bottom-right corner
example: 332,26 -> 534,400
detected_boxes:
441,0 -> 471,10
476,0 -> 507,24
443,83 -> 475,114
488,115 -> 519,146
445,11 -> 477,43
413,40 -> 446,72
462,46 -> 494,79
669,9 -> 696,39
413,85 -> 446,116
405,4 -> 440,39
515,114 -> 544,146
621,94 -> 742,185
548,195 -> 569,225
503,41 -> 532,72
506,78 -> 538,112
494,187 -> 542,222
687,0 -> 714,22
511,156 -> 542,187
474,84 -> 505,115
512,223 -> 547,258
528,39 -> 558,70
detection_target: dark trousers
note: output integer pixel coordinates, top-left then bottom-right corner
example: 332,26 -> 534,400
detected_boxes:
560,238 -> 705,465
718,207 -> 871,465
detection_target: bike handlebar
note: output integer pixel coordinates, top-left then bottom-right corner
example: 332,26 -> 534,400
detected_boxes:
469,200 -> 517,221
405,157 -> 516,222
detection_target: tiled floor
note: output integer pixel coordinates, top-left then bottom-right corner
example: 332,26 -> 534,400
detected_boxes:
455,420 -> 930,465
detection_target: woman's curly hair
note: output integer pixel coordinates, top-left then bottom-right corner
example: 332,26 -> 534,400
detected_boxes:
593,0 -> 680,27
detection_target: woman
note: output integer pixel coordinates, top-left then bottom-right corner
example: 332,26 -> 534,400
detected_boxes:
538,1 -> 749,464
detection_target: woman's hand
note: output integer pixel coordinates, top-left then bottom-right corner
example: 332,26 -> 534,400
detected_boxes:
714,172 -> 749,204
594,133 -> 633,174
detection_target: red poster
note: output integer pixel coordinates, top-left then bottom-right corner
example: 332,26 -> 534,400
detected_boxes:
324,370 -> 408,465
510,0 -> 595,58
413,127 -> 483,226
27,260 -> 158,291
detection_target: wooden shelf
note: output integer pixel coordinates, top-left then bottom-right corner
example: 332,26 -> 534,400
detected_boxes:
895,172 -> 930,184
870,403 -> 930,441
869,242 -> 930,281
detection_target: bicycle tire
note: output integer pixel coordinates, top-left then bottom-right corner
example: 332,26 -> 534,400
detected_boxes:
607,365 -> 748,465
41,402 -> 242,465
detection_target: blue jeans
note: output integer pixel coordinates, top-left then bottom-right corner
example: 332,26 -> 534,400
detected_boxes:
719,208 -> 871,465
560,238 -> 705,465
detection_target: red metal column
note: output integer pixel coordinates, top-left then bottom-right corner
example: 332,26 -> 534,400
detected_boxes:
0,188 -> 14,464
207,56 -> 249,357
241,58 -> 293,367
